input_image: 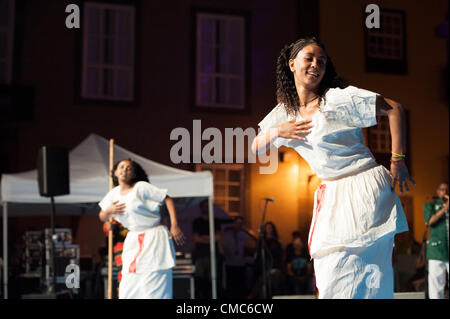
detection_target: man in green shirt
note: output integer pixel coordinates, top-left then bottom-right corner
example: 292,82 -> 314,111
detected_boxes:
424,182 -> 449,299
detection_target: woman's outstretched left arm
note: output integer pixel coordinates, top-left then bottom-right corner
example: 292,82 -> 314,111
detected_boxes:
376,96 -> 416,193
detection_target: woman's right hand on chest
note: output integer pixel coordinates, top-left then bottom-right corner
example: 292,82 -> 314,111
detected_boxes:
105,200 -> 126,217
277,118 -> 313,141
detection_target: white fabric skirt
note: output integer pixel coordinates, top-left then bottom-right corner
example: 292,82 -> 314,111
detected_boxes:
119,225 -> 175,299
314,235 -> 394,298
120,268 -> 173,299
308,165 -> 408,298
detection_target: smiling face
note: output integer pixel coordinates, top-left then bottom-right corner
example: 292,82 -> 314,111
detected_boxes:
114,160 -> 136,185
289,44 -> 327,91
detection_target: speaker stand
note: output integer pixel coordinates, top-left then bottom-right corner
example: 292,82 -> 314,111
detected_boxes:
48,196 -> 57,294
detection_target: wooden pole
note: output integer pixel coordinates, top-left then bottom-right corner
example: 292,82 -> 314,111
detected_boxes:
107,139 -> 114,299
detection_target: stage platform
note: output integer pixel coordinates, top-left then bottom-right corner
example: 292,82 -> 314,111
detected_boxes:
272,292 -> 425,299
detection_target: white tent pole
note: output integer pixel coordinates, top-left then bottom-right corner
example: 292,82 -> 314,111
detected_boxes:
3,202 -> 8,299
208,196 -> 217,299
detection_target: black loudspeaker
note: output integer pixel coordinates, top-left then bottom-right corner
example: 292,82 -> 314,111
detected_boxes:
37,146 -> 70,197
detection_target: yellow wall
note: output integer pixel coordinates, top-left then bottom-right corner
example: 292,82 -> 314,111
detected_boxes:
246,0 -> 448,246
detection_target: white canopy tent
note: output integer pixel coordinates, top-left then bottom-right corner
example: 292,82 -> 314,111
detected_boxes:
0,133 -> 217,299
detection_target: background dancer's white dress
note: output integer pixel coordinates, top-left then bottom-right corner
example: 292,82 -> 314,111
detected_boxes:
99,181 -> 176,299
258,86 -> 408,298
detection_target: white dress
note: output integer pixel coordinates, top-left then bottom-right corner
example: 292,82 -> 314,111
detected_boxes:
258,86 -> 408,298
99,181 -> 176,299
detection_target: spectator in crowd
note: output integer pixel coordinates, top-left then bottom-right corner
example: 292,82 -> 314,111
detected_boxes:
286,236 -> 313,295
402,240 -> 426,293
285,231 -> 301,262
250,221 -> 285,298
221,216 -> 250,298
424,182 -> 449,299
192,200 -> 224,298
263,221 -> 284,272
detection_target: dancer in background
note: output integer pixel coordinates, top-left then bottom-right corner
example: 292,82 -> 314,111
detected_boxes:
252,37 -> 415,298
424,182 -> 449,299
99,159 -> 184,299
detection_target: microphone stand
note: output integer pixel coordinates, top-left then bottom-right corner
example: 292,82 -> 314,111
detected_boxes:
257,198 -> 272,299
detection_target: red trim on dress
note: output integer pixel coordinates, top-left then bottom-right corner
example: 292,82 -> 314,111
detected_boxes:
308,184 -> 326,256
128,233 -> 145,274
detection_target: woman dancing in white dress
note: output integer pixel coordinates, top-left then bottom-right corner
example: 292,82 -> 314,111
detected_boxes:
252,37 -> 416,298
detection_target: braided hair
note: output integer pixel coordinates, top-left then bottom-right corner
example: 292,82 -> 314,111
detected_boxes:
275,37 -> 348,115
111,158 -> 149,187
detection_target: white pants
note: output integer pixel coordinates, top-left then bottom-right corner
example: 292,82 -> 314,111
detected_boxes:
428,259 -> 449,299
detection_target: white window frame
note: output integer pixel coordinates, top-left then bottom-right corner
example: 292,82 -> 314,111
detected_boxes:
196,163 -> 245,217
82,2 -> 135,101
195,12 -> 246,110
0,0 -> 15,85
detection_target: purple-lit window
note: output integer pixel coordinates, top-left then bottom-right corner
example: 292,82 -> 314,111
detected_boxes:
82,2 -> 135,101
0,0 -> 15,85
196,13 -> 245,110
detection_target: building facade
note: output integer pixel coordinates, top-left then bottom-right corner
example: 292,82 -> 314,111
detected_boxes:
0,0 -> 448,258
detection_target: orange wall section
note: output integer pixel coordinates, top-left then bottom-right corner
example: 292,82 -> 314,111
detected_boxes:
246,147 -> 322,246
